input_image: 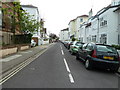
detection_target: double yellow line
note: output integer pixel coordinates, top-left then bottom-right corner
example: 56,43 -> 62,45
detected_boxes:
0,43 -> 55,85
0,47 -> 48,85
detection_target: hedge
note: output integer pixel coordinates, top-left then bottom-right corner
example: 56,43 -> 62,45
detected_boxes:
14,34 -> 32,44
112,45 -> 120,50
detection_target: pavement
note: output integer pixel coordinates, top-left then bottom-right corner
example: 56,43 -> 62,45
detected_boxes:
0,43 -> 54,78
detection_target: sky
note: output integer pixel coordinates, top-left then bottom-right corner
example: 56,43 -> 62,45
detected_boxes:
20,0 -> 112,36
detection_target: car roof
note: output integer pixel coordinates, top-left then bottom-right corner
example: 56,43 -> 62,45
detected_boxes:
88,42 -> 112,47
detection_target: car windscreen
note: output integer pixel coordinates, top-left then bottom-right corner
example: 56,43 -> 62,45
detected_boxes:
96,45 -> 117,54
76,42 -> 83,46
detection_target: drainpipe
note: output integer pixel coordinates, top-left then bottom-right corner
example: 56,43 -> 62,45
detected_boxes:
97,17 -> 100,43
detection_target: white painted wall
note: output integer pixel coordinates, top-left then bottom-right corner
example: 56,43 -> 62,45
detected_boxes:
59,30 -> 69,41
79,6 -> 120,45
22,5 -> 42,45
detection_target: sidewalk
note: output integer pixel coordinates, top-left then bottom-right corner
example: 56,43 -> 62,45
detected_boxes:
0,43 -> 54,76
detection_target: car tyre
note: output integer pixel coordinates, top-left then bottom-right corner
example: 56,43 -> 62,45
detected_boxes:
85,59 -> 92,70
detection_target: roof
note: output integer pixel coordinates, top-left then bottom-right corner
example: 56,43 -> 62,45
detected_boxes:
114,6 -> 120,12
96,4 -> 120,17
21,5 -> 38,8
68,15 -> 88,25
21,4 -> 39,16
61,28 -> 69,31
76,15 -> 88,19
68,19 -> 76,25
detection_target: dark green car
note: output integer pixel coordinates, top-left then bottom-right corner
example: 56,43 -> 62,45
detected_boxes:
69,41 -> 84,55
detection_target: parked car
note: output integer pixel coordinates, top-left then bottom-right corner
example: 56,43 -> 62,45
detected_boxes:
66,41 -> 73,49
63,41 -> 69,47
31,39 -> 36,47
76,43 -> 120,72
69,41 -> 84,55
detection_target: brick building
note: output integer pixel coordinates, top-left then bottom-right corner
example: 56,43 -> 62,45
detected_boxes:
1,2 -> 21,46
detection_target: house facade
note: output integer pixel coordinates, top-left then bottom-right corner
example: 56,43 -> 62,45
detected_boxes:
79,0 -> 120,45
59,28 -> 69,41
22,5 -> 42,45
68,15 -> 88,40
68,19 -> 76,39
1,2 -> 21,46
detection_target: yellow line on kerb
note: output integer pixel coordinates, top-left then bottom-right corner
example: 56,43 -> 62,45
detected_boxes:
0,46 -> 50,85
0,43 -> 55,85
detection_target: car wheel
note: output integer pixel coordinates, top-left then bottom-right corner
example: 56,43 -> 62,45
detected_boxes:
85,59 -> 92,70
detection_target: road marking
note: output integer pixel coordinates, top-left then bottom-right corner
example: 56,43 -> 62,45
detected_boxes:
60,45 -> 62,50
0,55 -> 22,62
63,58 -> 75,83
69,73 -> 75,83
61,50 -> 64,55
64,58 -> 70,73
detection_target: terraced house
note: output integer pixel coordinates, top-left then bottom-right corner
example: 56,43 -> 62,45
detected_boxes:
68,15 -> 88,40
80,0 -> 120,45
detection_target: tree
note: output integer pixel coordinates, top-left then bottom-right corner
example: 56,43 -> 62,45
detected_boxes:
72,37 -> 76,41
2,2 -> 41,35
2,2 -> 41,45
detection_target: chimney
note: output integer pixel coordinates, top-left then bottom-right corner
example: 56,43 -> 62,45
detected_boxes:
89,9 -> 93,18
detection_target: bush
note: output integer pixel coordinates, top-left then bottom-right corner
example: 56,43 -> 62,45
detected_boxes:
72,37 -> 76,41
112,45 -> 120,50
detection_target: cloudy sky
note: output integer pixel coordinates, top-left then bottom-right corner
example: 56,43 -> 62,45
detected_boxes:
20,0 -> 112,36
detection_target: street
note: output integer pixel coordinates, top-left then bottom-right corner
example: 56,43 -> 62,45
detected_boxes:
2,42 -> 119,88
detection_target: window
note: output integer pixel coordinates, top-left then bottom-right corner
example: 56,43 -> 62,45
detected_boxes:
97,45 -> 117,54
92,35 -> 96,42
80,18 -> 83,22
86,44 -> 94,50
100,20 -> 107,27
82,44 -> 88,50
100,34 -> 107,44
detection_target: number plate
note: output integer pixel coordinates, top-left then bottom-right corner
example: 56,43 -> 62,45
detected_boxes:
103,56 -> 114,60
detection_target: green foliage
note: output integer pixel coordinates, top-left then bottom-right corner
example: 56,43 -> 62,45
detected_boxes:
72,37 -> 76,41
2,2 -> 41,35
112,45 -> 120,50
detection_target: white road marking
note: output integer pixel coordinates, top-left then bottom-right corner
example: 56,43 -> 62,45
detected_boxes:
64,58 -> 70,73
61,50 -> 64,55
0,45 -> 52,85
69,73 -> 75,83
0,55 -> 22,62
60,45 -> 62,50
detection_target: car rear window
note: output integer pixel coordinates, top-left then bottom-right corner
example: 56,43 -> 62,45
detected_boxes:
96,45 -> 117,54
76,42 -> 82,46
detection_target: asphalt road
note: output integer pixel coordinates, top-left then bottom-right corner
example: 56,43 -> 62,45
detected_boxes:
2,42 -> 119,88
